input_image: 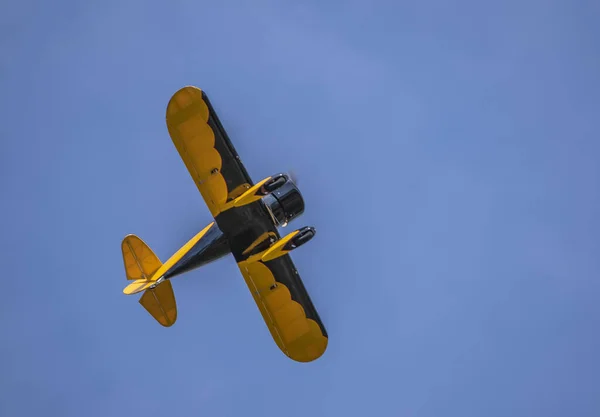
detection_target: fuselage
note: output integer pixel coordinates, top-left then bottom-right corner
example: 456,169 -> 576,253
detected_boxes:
162,177 -> 305,280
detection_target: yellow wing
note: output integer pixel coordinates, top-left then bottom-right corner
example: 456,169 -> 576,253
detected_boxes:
237,255 -> 328,362
166,86 -> 254,217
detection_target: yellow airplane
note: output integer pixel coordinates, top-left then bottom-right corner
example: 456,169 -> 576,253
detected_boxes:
121,86 -> 328,362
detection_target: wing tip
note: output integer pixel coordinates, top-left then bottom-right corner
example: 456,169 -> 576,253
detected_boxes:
165,85 -> 209,127
167,85 -> 203,104
287,336 -> 329,363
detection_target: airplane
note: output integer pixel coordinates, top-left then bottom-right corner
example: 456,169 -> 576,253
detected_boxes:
121,86 -> 328,362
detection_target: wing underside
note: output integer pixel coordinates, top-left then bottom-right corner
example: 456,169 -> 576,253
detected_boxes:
238,254 -> 328,362
166,86 -> 253,217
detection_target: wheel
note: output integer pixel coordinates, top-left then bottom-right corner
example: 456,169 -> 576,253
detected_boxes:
291,229 -> 315,248
263,176 -> 287,193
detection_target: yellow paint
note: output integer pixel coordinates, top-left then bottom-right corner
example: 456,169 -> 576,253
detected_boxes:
121,224 -> 217,327
165,87 -> 276,216
241,229 -> 299,265
166,86 -> 228,217
123,279 -> 156,295
260,230 -> 299,262
139,280 -> 177,327
121,235 -> 162,281
220,176 -> 272,211
228,183 -> 252,200
242,231 -> 277,256
123,86 -> 328,359
237,259 -> 328,362
122,222 -> 215,295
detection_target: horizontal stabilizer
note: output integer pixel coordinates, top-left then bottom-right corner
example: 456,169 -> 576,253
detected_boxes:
139,280 -> 177,327
123,279 -> 156,295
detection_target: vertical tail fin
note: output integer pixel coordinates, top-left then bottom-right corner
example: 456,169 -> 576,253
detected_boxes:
121,234 -> 162,281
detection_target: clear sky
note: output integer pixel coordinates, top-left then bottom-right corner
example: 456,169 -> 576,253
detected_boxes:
1,1 -> 599,416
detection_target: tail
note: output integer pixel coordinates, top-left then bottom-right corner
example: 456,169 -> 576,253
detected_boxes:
121,234 -> 177,327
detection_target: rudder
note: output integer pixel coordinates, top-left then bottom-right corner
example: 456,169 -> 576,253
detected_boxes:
139,280 -> 177,327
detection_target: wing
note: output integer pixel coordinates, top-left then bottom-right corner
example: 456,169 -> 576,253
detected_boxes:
166,86 -> 253,217
237,253 -> 328,362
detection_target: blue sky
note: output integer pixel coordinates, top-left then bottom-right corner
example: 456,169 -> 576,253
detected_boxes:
1,0 -> 599,416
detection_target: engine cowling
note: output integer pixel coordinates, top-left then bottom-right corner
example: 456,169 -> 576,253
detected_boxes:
261,174 -> 305,227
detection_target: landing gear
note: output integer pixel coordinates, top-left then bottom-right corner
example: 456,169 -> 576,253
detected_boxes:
259,174 -> 288,195
285,226 -> 316,250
